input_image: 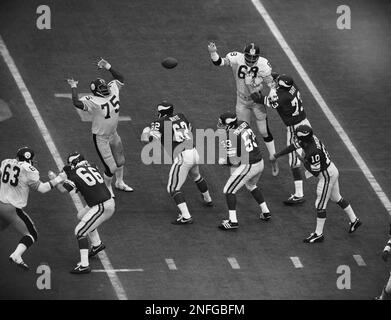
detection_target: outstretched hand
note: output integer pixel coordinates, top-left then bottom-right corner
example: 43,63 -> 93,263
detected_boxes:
66,78 -> 78,88
95,57 -> 111,70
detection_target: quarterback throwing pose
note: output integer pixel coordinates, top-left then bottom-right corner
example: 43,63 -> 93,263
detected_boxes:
67,57 -> 133,197
208,42 -> 278,176
141,101 -> 213,224
271,125 -> 362,243
251,73 -> 310,205
0,147 -> 65,269
51,152 -> 114,274
217,112 -> 271,230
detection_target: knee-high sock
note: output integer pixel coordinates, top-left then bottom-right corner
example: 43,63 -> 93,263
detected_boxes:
104,172 -> 113,188
337,198 -> 357,222
292,167 -> 303,197
315,210 -> 326,235
77,236 -> 89,267
195,176 -> 211,202
115,166 -> 124,184
11,235 -> 34,260
250,187 -> 270,213
172,191 -> 191,219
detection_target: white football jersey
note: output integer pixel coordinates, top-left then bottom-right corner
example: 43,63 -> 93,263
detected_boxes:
0,159 -> 40,208
80,80 -> 124,136
222,51 -> 272,98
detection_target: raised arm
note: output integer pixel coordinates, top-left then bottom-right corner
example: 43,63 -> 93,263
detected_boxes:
66,78 -> 84,110
96,58 -> 125,84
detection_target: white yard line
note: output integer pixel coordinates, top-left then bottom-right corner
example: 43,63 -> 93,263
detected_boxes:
0,35 -> 128,300
290,257 -> 304,269
92,269 -> 144,273
252,0 -> 391,217
165,258 -> 178,270
227,257 -> 241,269
353,254 -> 367,267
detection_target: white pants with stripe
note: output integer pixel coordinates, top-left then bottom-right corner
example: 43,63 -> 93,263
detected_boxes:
93,131 -> 125,175
223,160 -> 264,194
167,148 -> 200,194
315,162 -> 341,210
287,118 -> 311,168
75,198 -> 115,238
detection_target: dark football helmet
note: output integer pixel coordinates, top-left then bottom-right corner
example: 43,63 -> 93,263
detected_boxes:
243,43 -> 260,66
157,101 -> 174,118
90,78 -> 110,97
276,74 -> 293,89
217,112 -> 238,130
16,147 -> 35,164
67,152 -> 85,168
295,125 -> 313,142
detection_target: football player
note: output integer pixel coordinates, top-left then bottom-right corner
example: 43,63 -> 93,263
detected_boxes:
141,101 -> 213,224
207,42 -> 278,176
50,152 -> 115,274
271,125 -> 362,243
0,147 -> 65,270
217,112 -> 271,230
66,57 -> 133,197
375,224 -> 391,300
251,73 -> 311,205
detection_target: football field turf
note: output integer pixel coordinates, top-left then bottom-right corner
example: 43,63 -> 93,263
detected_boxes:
0,0 -> 390,300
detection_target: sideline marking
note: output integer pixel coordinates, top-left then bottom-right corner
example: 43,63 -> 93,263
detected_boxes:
252,0 -> 391,217
290,257 -> 304,268
165,258 -> 178,270
353,254 -> 367,267
0,35 -> 128,300
227,257 -> 241,269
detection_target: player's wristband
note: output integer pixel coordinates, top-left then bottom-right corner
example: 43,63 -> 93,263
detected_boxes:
105,63 -> 112,70
50,176 -> 63,187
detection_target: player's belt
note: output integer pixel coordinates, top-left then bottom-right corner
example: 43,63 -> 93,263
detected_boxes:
237,91 -> 252,101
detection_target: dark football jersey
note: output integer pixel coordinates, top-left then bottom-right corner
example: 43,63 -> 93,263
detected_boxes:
294,135 -> 331,176
150,113 -> 194,159
268,83 -> 307,126
63,163 -> 111,207
222,121 -> 262,165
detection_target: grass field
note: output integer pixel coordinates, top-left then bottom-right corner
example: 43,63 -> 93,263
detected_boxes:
0,0 -> 390,300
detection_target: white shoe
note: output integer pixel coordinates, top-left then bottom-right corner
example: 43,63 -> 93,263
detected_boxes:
115,182 -> 134,192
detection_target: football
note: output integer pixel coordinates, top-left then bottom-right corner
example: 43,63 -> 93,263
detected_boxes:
161,57 -> 178,69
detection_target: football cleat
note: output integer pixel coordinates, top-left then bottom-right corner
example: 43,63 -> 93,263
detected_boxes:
89,242 -> 106,258
9,256 -> 29,271
171,215 -> 193,225
348,218 -> 362,233
201,195 -> 213,207
270,159 -> 279,176
218,220 -> 239,230
114,182 -> 134,192
374,288 -> 391,300
260,211 -> 271,221
303,232 -> 324,243
283,194 -> 305,206
70,263 -> 91,274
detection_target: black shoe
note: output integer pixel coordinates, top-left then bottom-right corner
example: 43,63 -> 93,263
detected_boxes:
9,256 -> 29,271
218,220 -> 239,230
303,232 -> 324,243
171,215 -> 193,225
260,211 -> 271,221
89,242 -> 106,258
349,218 -> 362,233
283,194 -> 305,205
70,263 -> 91,274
